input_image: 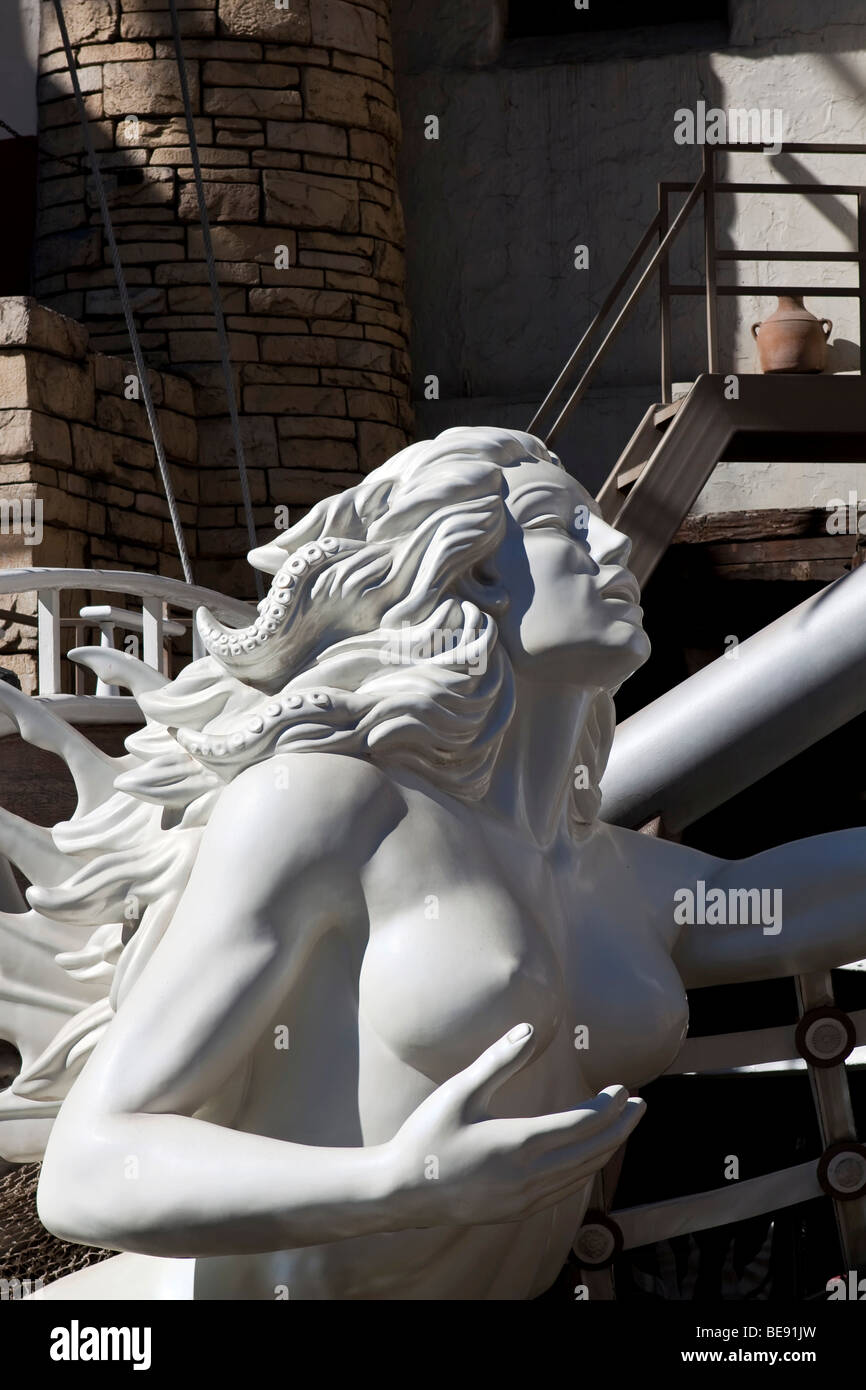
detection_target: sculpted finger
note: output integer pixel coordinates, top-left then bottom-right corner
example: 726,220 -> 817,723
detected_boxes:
519,1106 -> 645,1216
451,1023 -> 537,1120
539,1098 -> 645,1176
518,1084 -> 632,1153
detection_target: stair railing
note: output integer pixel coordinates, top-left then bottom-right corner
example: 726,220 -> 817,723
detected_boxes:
528,168 -> 707,444
660,142 -> 866,403
531,142 -> 866,444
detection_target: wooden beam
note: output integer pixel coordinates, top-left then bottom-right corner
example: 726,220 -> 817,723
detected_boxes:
702,536 -> 854,565
669,510 -> 858,582
700,559 -> 850,583
674,507 -> 837,545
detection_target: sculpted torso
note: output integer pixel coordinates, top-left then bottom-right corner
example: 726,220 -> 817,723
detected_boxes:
203,766 -> 691,1299
78,754 -> 690,1302
217,763 -> 590,1300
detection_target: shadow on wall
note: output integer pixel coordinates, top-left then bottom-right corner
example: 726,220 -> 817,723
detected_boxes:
711,42 -> 866,377
392,0 -> 866,491
0,0 -> 39,293
391,0 -> 731,491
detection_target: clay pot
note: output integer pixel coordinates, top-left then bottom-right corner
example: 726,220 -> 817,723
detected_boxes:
751,295 -> 832,373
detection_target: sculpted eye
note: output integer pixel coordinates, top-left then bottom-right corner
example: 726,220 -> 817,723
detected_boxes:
523,514 -> 573,533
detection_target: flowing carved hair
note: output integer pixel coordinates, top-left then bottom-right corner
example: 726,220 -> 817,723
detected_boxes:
0,426 -> 614,1157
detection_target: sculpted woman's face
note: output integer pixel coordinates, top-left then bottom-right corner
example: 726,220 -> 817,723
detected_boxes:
494,460 -> 651,688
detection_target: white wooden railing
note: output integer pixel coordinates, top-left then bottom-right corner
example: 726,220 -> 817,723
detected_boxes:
0,568 -> 257,703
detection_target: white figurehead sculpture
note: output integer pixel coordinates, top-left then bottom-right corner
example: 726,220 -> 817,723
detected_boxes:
2,426 -> 865,1300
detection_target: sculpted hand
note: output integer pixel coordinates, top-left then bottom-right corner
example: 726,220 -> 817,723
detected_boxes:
386,1023 -> 645,1227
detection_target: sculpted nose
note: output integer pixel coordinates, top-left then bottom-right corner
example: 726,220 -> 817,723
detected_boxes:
588,513 -> 633,570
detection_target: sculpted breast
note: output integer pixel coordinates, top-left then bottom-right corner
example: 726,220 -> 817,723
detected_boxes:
558,828 -> 691,1091
359,890 -> 566,1083
565,921 -> 689,1091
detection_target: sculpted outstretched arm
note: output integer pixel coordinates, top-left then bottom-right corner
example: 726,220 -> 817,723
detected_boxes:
671,829 -> 866,988
606,822 -> 866,989
39,753 -> 643,1258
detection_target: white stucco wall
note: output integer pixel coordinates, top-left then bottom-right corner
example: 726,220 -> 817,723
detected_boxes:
713,32 -> 866,378
0,0 -> 40,138
393,0 -> 866,509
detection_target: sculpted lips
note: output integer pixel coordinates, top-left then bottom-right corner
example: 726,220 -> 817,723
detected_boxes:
599,569 -> 641,606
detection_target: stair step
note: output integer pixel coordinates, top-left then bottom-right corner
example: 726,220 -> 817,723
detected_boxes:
616,461 -> 648,491
653,400 -> 684,428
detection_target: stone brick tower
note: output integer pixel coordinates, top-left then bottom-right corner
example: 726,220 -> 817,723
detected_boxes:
26,0 -> 412,593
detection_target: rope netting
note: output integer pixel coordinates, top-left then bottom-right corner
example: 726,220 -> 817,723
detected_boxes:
0,1163 -> 114,1292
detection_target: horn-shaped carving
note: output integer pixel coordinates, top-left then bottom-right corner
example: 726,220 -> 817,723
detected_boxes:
196,537 -> 342,678
68,646 -> 169,699
0,681 -> 121,817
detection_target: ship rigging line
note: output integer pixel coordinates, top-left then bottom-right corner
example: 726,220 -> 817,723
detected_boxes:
51,0 -> 195,584
167,0 -> 263,600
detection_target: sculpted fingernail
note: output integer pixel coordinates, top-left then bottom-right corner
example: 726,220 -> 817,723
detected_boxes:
508,1023 -> 532,1043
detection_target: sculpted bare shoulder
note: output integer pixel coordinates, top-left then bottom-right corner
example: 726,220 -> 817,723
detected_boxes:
38,752 -> 405,1159
201,750 -> 407,896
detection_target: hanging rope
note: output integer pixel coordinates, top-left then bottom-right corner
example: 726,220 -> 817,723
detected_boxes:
51,0 -> 195,585
167,0 -> 264,601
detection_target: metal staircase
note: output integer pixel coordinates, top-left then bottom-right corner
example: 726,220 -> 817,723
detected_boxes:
598,374 -> 866,588
530,142 -> 866,589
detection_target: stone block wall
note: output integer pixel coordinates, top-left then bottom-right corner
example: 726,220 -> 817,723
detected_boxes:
0,297 -> 199,690
30,0 -> 412,577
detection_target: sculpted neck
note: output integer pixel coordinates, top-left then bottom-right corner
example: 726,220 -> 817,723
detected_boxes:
481,680 -> 596,849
